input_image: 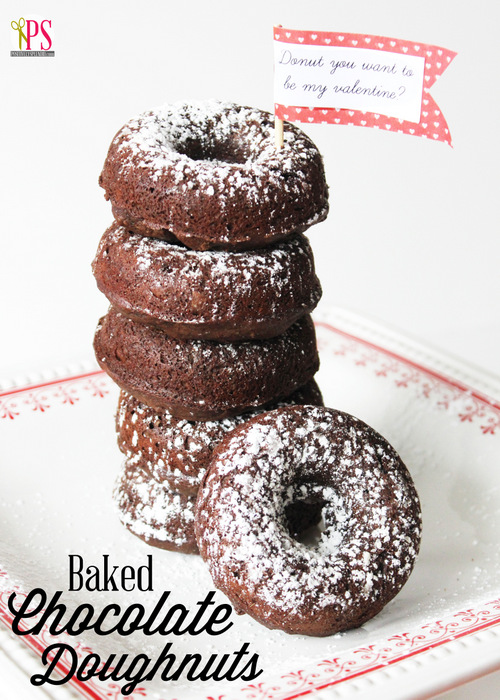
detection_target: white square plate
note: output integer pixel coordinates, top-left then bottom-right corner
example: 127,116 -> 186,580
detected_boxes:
1,307 -> 500,700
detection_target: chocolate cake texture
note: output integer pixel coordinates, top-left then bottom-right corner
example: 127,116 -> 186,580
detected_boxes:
99,101 -> 329,250
195,406 -> 422,636
114,456 -> 323,555
94,308 -> 320,420
92,223 -> 322,341
116,381 -> 323,495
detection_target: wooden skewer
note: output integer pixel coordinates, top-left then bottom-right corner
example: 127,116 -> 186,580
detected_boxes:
275,114 -> 284,149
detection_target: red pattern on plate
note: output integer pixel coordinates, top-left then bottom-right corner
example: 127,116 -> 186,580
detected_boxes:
0,371 -> 109,421
0,322 -> 500,699
316,322 -> 500,435
0,575 -> 148,699
273,27 -> 457,145
237,602 -> 500,700
2,581 -> 499,700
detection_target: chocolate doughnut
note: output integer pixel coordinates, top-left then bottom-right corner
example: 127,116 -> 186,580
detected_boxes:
94,309 -> 319,420
92,223 -> 322,341
195,406 -> 422,636
114,457 -> 322,554
113,459 -> 198,553
116,381 -> 324,495
99,101 -> 329,251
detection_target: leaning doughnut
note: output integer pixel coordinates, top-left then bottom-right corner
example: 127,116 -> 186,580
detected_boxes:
114,455 -> 325,555
99,101 -> 329,251
195,406 -> 422,636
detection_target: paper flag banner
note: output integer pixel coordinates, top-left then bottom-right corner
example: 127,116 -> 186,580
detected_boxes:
273,27 -> 456,145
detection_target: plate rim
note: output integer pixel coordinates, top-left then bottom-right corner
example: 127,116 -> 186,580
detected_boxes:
1,306 -> 500,700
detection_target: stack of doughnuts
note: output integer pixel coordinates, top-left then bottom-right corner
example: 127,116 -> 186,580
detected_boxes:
93,101 -> 329,553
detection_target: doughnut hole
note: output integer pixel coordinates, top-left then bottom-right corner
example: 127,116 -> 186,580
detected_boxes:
173,134 -> 253,166
284,484 -> 344,548
285,499 -> 323,541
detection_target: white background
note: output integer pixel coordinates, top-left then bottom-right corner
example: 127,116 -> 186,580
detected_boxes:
1,0 -> 499,385
1,0 -> 499,697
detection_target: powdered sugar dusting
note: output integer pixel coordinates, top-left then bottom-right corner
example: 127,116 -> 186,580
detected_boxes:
102,100 -> 329,246
95,309 -> 318,420
116,100 -> 320,199
116,383 -> 323,492
196,406 -> 422,631
95,224 -> 320,326
113,461 -> 195,548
